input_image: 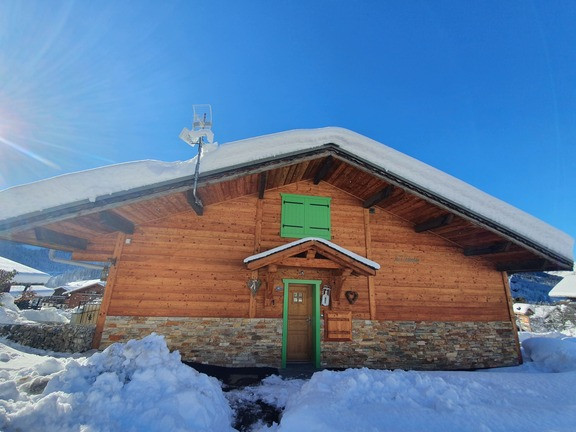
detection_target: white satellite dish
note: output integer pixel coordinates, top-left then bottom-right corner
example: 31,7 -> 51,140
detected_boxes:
179,104 -> 214,146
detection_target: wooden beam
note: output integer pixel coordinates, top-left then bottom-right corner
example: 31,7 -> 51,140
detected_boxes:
464,241 -> 511,256
34,227 -> 88,250
333,268 -> 352,302
277,257 -> 342,269
496,259 -> 548,273
364,209 -> 377,320
265,265 -> 277,307
414,214 -> 454,233
185,190 -> 204,216
99,211 -> 135,234
502,271 -> 523,364
92,233 -> 126,348
258,172 -> 268,199
313,156 -> 334,185
362,185 -> 395,208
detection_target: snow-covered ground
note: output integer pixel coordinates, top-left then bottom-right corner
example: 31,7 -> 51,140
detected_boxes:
1,331 -> 575,432
0,293 -> 70,325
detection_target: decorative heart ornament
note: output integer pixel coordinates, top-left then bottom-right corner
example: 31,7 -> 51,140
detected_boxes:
345,290 -> 358,304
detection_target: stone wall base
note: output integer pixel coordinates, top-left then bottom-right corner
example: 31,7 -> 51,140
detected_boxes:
321,320 -> 520,370
101,316 -> 284,367
0,324 -> 95,353
101,316 -> 519,370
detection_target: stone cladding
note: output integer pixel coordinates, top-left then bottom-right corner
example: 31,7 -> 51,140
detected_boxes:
101,316 -> 519,370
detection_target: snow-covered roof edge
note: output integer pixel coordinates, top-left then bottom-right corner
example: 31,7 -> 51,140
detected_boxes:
549,273 -> 576,298
0,127 -> 573,265
244,237 -> 381,270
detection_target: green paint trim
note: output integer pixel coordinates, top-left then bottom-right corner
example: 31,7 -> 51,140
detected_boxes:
281,279 -> 322,368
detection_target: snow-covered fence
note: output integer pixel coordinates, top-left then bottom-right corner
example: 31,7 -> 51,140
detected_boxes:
0,323 -> 95,353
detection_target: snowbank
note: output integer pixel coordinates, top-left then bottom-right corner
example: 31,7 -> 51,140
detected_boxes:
522,336 -> 576,372
20,307 -> 69,324
0,333 -> 234,432
0,294 -> 34,324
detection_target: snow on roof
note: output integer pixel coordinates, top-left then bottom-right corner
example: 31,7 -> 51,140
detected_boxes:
0,127 -> 573,263
60,279 -> 105,294
549,273 -> 576,298
513,303 -> 535,315
244,237 -> 381,270
0,256 -> 51,285
9,285 -> 55,297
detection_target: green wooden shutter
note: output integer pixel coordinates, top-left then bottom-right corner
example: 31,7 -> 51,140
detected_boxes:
305,199 -> 331,239
281,194 -> 331,240
281,196 -> 306,238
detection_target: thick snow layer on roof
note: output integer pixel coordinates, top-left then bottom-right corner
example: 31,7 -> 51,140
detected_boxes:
0,127 -> 573,262
244,237 -> 380,270
549,272 -> 576,298
0,256 -> 50,285
59,279 -> 105,293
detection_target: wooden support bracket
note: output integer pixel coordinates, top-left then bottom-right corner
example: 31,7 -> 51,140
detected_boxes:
258,172 -> 268,199
265,265 -> 278,306
464,241 -> 511,256
34,227 -> 88,250
99,211 -> 135,234
332,268 -> 352,302
313,156 -> 334,185
414,214 -> 454,233
362,185 -> 395,208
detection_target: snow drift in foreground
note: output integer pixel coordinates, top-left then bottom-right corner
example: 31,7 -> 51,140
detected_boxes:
1,333 -> 576,432
0,333 -> 233,432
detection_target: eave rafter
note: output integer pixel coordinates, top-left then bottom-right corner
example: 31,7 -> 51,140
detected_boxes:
362,185 -> 395,208
313,156 -> 335,185
414,214 -> 454,233
34,227 -> 88,250
99,211 -> 135,234
464,241 -> 511,257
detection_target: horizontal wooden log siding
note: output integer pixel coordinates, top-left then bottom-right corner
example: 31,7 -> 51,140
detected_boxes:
93,178 -> 509,323
106,196 -> 256,317
369,207 -> 510,322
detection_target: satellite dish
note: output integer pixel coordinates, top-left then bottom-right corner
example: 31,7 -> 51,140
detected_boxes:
179,104 -> 214,146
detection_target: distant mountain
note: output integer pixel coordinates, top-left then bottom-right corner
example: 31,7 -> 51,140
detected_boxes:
0,240 -> 102,287
509,272 -> 564,304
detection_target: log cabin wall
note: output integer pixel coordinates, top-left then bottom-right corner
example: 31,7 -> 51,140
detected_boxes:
97,178 -> 518,368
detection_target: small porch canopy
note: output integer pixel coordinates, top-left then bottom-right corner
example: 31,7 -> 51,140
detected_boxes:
244,237 -> 380,276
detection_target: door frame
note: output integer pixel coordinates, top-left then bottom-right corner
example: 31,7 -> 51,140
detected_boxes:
281,278 -> 321,368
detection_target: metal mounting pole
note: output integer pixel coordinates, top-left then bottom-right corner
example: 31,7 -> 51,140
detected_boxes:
192,136 -> 204,206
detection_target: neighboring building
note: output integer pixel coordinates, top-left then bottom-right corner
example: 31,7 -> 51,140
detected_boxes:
61,279 -> 106,308
512,303 -> 535,332
549,272 -> 576,299
0,128 -> 573,370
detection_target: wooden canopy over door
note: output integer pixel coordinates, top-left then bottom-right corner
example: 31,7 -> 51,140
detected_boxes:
244,238 -> 380,306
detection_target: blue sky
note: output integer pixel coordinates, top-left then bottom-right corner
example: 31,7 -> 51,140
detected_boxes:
1,1 -> 575,249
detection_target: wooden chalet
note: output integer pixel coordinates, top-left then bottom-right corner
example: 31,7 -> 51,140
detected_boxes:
0,128 -> 573,370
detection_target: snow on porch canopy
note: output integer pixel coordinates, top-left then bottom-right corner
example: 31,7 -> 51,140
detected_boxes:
243,237 -> 380,276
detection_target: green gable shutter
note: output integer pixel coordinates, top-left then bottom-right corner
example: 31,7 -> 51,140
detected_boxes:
281,196 -> 306,238
281,194 -> 331,240
305,199 -> 331,239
